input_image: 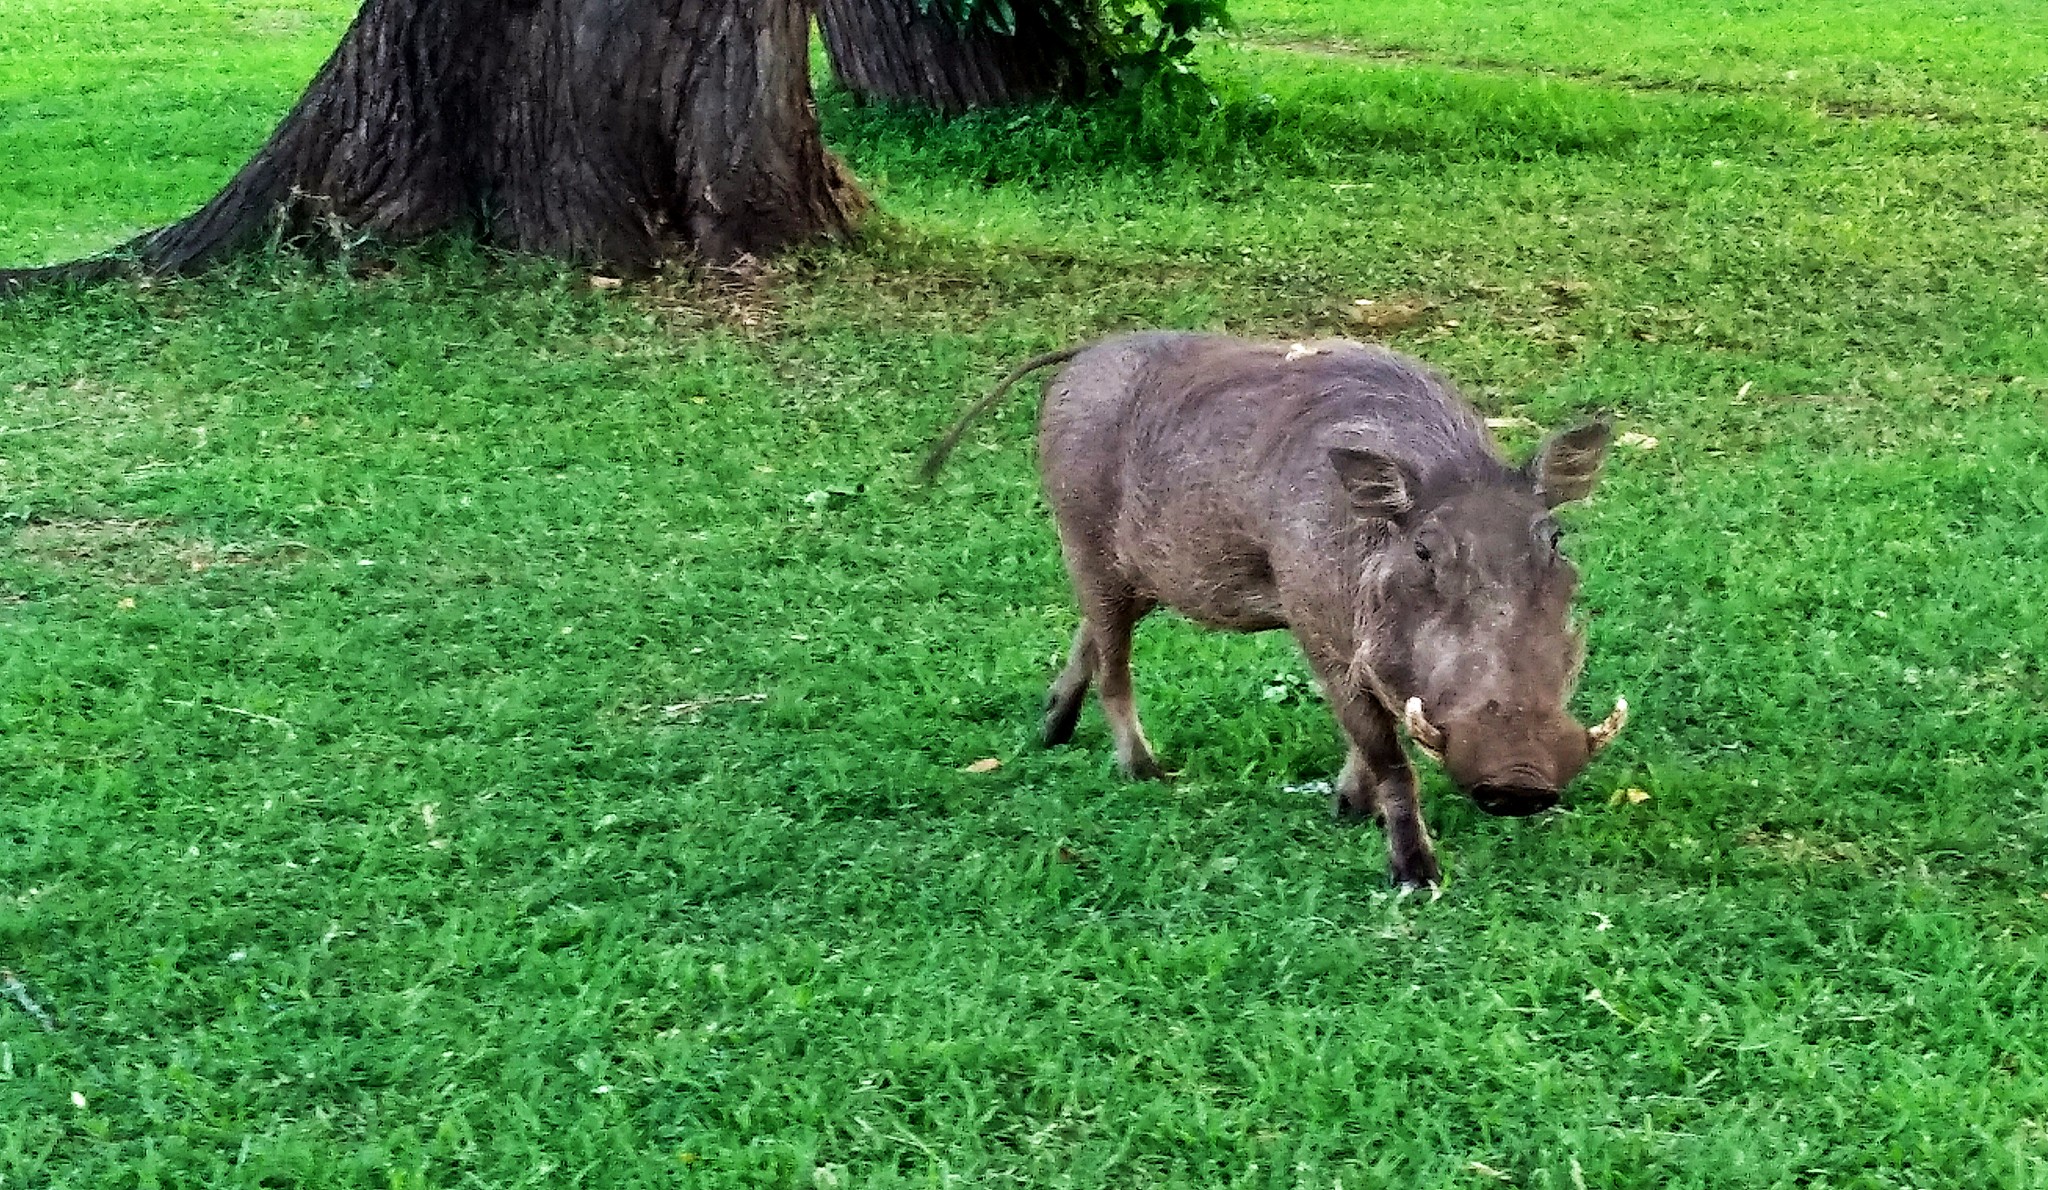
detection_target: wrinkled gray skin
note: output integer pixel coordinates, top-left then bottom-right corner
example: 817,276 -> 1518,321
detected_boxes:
993,332 -> 1614,888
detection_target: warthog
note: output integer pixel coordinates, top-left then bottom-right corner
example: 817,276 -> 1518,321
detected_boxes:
924,332 -> 1627,887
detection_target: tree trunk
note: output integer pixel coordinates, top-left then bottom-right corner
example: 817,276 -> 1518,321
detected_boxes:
817,0 -> 1100,113
3,0 -> 864,295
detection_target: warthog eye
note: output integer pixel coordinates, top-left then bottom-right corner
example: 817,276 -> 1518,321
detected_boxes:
1414,540 -> 1432,563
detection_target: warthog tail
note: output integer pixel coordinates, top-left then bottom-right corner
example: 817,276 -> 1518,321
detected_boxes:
918,345 -> 1088,483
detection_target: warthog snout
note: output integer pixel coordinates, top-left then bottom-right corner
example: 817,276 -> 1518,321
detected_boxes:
1411,696 -> 1628,816
1446,729 -> 1582,816
1471,784 -> 1561,817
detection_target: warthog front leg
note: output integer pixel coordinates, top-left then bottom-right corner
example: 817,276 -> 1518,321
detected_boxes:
1364,752 -> 1439,891
1304,647 -> 1441,888
1042,622 -> 1096,747
1333,746 -> 1375,821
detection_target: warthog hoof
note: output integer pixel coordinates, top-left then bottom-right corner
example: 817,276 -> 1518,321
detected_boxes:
1041,701 -> 1083,749
1388,847 -> 1442,892
1331,785 -> 1378,823
1120,753 -> 1169,782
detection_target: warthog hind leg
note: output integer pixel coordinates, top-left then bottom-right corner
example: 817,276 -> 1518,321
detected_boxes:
1084,591 -> 1163,780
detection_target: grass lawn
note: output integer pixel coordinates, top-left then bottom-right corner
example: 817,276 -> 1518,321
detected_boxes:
3,1 -> 2047,1186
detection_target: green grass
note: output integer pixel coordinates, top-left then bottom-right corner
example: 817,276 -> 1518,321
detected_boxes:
4,2 -> 2047,1187
1230,0 -> 2048,122
0,0 -> 358,266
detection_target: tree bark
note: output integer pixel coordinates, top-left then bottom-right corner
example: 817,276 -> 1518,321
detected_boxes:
3,0 -> 864,295
817,0 -> 1100,113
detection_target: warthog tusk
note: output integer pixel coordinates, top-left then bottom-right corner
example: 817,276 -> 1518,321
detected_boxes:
1403,697 -> 1446,760
1587,697 -> 1629,754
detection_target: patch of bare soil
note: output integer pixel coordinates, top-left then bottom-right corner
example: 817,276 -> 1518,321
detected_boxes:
8,517 -> 310,584
1739,827 -> 1864,866
631,254 -> 790,339
235,6 -> 318,37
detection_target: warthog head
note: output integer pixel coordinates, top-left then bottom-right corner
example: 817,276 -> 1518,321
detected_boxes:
1335,423 -> 1626,817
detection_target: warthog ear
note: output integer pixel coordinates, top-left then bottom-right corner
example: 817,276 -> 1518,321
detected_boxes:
1531,422 -> 1612,507
1329,448 -> 1414,519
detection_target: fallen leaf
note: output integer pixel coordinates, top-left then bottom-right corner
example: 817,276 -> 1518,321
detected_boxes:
1609,787 -> 1652,806
116,597 -> 136,610
589,275 -> 624,290
962,757 -> 1002,774
1619,431 -> 1659,449
1485,415 -> 1539,430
